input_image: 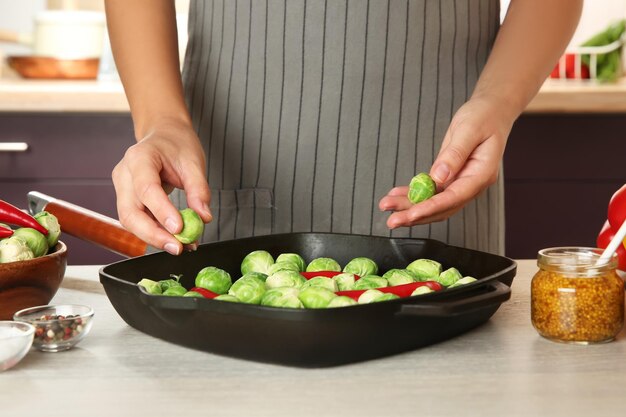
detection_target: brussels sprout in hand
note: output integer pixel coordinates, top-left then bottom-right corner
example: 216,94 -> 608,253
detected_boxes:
305,257 -> 341,272
406,259 -> 442,281
162,285 -> 187,296
275,253 -> 307,272
343,257 -> 378,277
34,211 -> 61,248
0,237 -> 34,263
12,227 -> 48,258
300,276 -> 338,292
298,286 -> 337,308
353,275 -> 387,290
173,208 -> 204,244
383,269 -> 415,286
438,267 -> 462,287
333,273 -> 356,291
357,289 -> 385,304
265,270 -> 306,289
228,275 -> 266,304
407,172 -> 437,204
327,296 -> 358,308
195,266 -> 232,294
241,250 -> 275,275
267,261 -> 301,275
261,287 -> 304,308
214,294 -> 240,302
411,286 -> 434,296
137,278 -> 163,295
447,276 -> 477,288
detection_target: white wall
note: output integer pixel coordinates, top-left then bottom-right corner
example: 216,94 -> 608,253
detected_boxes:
0,0 -> 46,55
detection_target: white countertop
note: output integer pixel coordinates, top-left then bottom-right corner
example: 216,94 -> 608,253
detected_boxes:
3,261 -> 626,417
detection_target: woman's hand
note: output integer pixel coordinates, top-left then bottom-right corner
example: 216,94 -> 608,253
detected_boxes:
112,119 -> 212,255
379,95 -> 516,229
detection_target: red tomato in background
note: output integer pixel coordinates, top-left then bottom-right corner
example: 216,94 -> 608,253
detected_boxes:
549,54 -> 591,79
597,220 -> 626,271
608,184 -> 626,230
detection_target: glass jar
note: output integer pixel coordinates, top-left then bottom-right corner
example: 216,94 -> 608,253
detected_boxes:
531,247 -> 624,344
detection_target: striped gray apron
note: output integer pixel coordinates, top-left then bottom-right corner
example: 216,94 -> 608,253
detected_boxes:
175,0 -> 504,255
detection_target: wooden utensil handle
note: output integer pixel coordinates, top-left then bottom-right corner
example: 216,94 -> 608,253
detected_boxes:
44,200 -> 147,258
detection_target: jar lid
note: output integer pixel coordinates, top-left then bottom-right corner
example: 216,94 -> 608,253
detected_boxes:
537,247 -> 618,276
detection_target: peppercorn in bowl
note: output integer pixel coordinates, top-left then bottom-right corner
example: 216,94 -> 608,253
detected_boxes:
13,304 -> 93,352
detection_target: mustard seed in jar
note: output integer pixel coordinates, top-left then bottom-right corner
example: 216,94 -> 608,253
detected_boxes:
531,247 -> 624,344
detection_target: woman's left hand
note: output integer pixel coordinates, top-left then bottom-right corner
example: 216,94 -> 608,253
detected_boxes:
379,95 -> 517,229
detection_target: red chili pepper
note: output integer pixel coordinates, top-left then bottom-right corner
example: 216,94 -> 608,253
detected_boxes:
300,271 -> 361,280
336,281 -> 443,301
190,287 -> 219,299
0,200 -> 48,235
0,225 -> 13,238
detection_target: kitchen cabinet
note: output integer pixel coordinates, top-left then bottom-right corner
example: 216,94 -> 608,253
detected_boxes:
0,113 -> 134,264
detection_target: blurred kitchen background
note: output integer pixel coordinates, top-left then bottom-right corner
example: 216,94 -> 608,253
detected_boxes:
0,0 -> 624,264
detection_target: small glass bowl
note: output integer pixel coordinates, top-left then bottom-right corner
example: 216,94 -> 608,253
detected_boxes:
0,321 -> 35,371
13,304 -> 94,352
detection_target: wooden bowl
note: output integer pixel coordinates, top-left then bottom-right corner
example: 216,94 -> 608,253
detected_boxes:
0,241 -> 67,320
7,56 -> 100,80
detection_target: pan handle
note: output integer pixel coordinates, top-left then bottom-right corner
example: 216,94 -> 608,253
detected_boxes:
27,191 -> 148,258
396,281 -> 511,318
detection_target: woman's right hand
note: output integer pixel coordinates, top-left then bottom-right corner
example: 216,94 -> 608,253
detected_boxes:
112,118 -> 212,255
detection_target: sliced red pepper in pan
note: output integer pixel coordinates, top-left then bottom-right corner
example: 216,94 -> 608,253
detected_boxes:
190,287 -> 219,299
336,281 -> 443,301
300,271 -> 361,280
0,224 -> 13,238
0,200 -> 48,235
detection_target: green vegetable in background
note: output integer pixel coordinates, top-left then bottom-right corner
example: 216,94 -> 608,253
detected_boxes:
228,275 -> 266,304
438,267 -> 462,287
406,259 -> 442,281
159,274 -> 184,292
300,276 -> 338,292
34,211 -> 61,248
137,278 -> 162,295
581,19 -> 626,82
306,257 -> 341,272
267,260 -> 301,275
327,296 -> 358,308
383,269 -> 415,286
195,266 -> 232,294
357,289 -> 385,304
0,236 -> 34,263
12,227 -> 48,258
343,257 -> 378,277
298,286 -> 337,308
162,285 -> 187,296
241,250 -> 275,275
261,287 -> 304,308
174,208 -> 204,244
265,270 -> 306,289
333,273 -> 357,291
214,294 -> 240,302
275,253 -> 307,272
353,275 -> 387,290
408,173 -> 437,204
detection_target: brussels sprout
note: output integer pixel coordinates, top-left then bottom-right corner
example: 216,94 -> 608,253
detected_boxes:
406,259 -> 442,281
343,257 -> 378,277
373,293 -> 400,303
162,285 -> 188,296
159,274 -> 184,292
267,261 -> 301,276
438,267 -> 462,287
137,278 -> 162,295
183,291 -> 204,298
408,172 -> 437,204
383,269 -> 415,286
333,273 -> 356,291
265,270 -> 306,289
12,227 -> 48,258
447,276 -> 478,288
411,286 -> 434,296
300,276 -> 338,292
353,275 -> 388,290
305,257 -> 341,272
34,211 -> 61,248
261,287 -> 304,308
214,294 -> 240,302
173,208 -> 204,244
241,250 -> 274,275
298,287 -> 337,309
275,253 -> 307,272
0,237 -> 34,263
326,296 -> 358,308
243,271 -> 268,282
357,289 -> 385,304
228,275 -> 266,304
195,266 -> 232,294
